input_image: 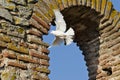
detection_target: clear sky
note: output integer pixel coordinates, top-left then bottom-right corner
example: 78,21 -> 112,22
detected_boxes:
43,1 -> 120,80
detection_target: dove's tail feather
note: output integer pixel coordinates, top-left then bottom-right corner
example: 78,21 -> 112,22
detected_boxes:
64,28 -> 74,45
64,35 -> 74,45
65,27 -> 74,36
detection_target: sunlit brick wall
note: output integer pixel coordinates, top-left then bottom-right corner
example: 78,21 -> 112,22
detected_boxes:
0,0 -> 120,80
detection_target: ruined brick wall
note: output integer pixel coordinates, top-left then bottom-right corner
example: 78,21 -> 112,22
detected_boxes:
0,0 -> 50,80
0,0 -> 120,80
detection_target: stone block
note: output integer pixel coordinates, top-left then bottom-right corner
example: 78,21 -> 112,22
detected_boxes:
9,0 -> 26,5
86,0 -> 91,7
26,28 -> 42,37
0,8 -> 13,22
0,1 -> 16,11
96,0 -> 101,12
35,67 -> 50,74
29,49 -> 49,60
1,69 -> 16,80
101,0 -> 107,15
7,61 -> 27,70
13,16 -> 29,26
16,5 -> 33,19
28,0 -> 38,3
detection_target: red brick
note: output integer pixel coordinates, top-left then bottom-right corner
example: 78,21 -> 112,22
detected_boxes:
32,15 -> 50,30
29,49 -> 50,60
8,61 -> 27,70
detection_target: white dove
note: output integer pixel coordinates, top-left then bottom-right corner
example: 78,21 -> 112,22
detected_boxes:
50,9 -> 74,46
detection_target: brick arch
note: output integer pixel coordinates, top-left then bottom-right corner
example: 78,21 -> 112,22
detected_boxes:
62,6 -> 101,80
31,0 -> 120,80
0,0 -> 120,80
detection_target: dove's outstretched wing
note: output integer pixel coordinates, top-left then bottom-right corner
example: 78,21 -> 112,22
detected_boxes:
53,9 -> 66,32
52,36 -> 64,46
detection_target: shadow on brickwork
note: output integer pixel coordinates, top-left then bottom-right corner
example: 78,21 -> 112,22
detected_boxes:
61,6 -> 101,80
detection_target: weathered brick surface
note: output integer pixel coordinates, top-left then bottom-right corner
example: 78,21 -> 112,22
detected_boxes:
0,0 -> 120,80
0,0 -> 50,80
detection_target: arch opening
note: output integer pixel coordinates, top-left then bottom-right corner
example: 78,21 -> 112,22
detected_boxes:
45,5 -> 102,80
43,24 -> 88,80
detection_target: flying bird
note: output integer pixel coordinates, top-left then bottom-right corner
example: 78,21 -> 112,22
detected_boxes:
50,9 -> 74,46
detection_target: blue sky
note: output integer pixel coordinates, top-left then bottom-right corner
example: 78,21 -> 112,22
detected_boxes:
43,1 -> 120,80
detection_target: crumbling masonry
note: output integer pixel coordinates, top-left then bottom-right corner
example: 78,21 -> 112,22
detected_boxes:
0,0 -> 120,80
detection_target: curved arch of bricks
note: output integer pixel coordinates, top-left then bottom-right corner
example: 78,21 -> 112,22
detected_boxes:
0,0 -> 120,80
